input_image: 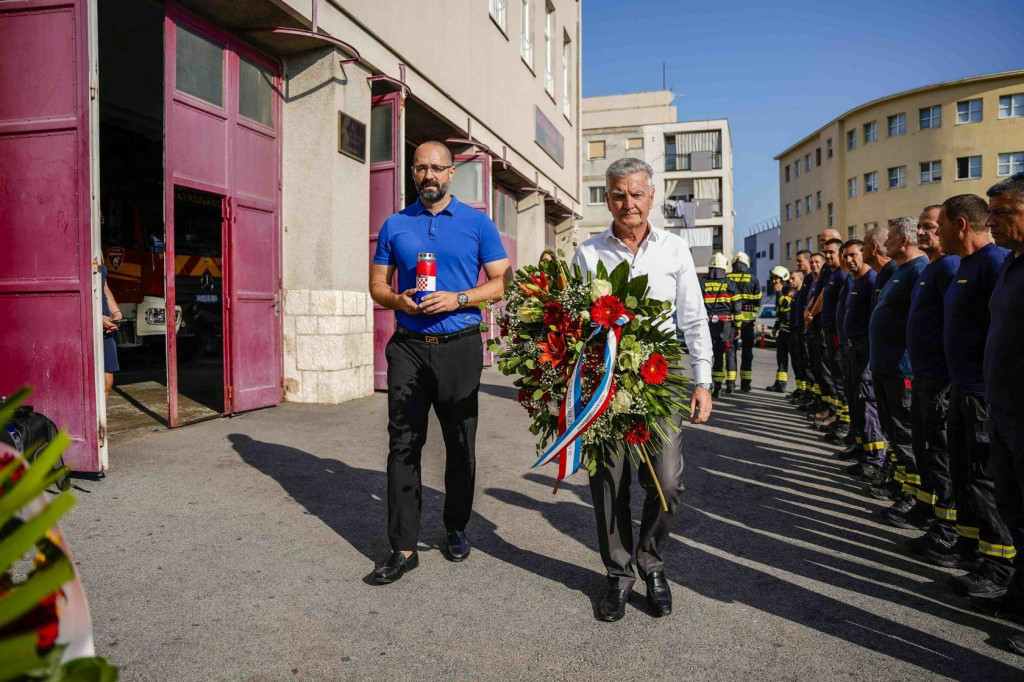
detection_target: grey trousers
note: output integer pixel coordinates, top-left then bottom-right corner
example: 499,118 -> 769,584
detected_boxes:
588,410 -> 685,590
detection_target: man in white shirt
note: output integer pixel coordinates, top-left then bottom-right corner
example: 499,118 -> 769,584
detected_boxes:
572,157 -> 714,622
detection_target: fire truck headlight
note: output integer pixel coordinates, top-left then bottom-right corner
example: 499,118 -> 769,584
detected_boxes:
145,308 -> 166,326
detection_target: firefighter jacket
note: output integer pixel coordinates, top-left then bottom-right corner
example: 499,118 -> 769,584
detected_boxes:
700,273 -> 740,322
727,267 -> 762,325
775,285 -> 795,334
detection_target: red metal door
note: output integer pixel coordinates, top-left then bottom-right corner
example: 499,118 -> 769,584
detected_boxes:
369,92 -> 403,391
0,0 -> 99,470
165,4 -> 282,417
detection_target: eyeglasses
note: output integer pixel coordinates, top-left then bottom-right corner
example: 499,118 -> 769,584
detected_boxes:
411,164 -> 453,176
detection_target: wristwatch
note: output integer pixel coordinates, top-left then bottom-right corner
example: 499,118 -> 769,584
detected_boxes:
695,382 -> 714,393
457,292 -> 469,307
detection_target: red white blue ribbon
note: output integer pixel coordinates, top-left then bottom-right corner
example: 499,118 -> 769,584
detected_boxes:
532,314 -> 630,479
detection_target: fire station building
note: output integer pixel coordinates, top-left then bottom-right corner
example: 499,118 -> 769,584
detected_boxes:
0,0 -> 582,472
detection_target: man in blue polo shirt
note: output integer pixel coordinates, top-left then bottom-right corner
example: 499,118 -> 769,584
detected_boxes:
926,194 -> 1014,600
818,238 -> 850,438
972,174 -> 1024,655
369,141 -> 511,584
868,217 -> 927,503
896,206 -> 959,539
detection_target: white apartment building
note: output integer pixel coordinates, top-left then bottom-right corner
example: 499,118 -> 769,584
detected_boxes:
580,91 -> 733,270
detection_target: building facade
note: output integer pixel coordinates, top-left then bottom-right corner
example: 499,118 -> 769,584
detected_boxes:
580,91 -> 733,271
0,0 -> 581,471
743,221 -> 780,285
776,70 -> 1024,269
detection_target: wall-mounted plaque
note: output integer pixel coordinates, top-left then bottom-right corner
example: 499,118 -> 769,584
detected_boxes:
534,105 -> 565,168
338,111 -> 367,163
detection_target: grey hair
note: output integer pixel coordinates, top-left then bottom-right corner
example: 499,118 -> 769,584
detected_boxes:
987,171 -> 1024,202
606,157 -> 655,192
863,227 -> 888,255
888,216 -> 919,246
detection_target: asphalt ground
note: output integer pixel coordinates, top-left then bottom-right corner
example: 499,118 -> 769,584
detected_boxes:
63,346 -> 1024,680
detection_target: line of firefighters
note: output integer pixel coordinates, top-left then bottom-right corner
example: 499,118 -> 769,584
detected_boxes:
698,251 -> 762,397
722,174 -> 1024,656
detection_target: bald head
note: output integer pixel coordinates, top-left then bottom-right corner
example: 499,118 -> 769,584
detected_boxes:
819,229 -> 841,250
413,141 -> 453,166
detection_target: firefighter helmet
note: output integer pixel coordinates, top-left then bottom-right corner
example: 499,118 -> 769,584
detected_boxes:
732,251 -> 751,267
770,265 -> 790,281
709,252 -> 729,270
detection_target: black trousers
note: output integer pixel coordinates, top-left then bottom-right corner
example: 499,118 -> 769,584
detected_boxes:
789,328 -> 809,390
909,376 -> 949,511
874,372 -> 913,477
823,330 -> 847,418
709,319 -> 731,384
947,389 -> 1015,581
726,322 -> 754,385
589,409 -> 685,590
806,326 -> 831,402
989,408 -> 1024,600
775,330 -> 790,385
385,330 -> 483,552
845,339 -> 886,465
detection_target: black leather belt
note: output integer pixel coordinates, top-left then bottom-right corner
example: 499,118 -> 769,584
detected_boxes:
394,325 -> 480,345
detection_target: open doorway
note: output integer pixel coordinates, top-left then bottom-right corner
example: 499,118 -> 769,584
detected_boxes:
99,0 -> 226,438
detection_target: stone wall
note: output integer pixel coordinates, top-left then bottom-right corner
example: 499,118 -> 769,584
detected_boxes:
283,289 -> 374,404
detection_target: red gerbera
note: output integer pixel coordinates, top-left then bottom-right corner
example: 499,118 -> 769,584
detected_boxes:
639,354 -> 669,385
590,295 -> 631,330
623,421 -> 651,445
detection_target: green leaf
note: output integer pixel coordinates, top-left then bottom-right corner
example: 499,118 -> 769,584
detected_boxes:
57,657 -> 120,682
608,261 -> 629,294
0,555 -> 74,629
533,389 -> 544,400
524,359 -> 535,369
0,493 -> 75,576
627,274 -> 649,299
0,633 -> 46,682
662,300 -> 672,311
0,432 -> 72,530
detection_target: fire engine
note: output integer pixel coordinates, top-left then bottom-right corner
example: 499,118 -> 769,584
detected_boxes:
102,187 -> 223,357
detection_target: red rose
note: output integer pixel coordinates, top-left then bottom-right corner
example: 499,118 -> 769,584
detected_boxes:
623,422 -> 651,445
590,295 -> 632,330
639,354 -> 669,385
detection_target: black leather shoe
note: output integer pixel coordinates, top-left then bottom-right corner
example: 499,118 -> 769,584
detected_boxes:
836,445 -> 860,461
446,530 -> 470,562
597,587 -> 631,622
639,570 -> 672,616
949,571 -> 1008,599
373,551 -> 418,584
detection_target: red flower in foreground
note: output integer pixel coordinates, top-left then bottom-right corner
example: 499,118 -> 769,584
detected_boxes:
639,354 -> 669,385
542,301 -> 566,329
528,272 -> 550,293
590,295 -> 631,330
623,422 -> 650,445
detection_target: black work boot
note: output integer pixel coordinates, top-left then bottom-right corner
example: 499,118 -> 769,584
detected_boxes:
906,531 -> 949,556
724,381 -> 735,394
925,538 -> 980,571
884,500 -> 932,530
712,382 -> 721,399
740,380 -> 752,393
949,570 -> 1009,599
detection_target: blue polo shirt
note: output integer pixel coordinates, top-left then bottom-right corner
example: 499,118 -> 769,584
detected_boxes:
805,269 -> 827,330
373,196 -> 508,334
790,277 -> 810,330
944,242 -> 1010,397
870,260 -> 898,313
820,266 -> 848,332
870,255 -> 927,377
906,254 -> 959,381
843,268 -> 875,340
985,251 -> 1024,412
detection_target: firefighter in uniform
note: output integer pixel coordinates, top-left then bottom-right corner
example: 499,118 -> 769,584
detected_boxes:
701,253 -> 740,398
725,252 -> 762,392
766,266 -> 794,392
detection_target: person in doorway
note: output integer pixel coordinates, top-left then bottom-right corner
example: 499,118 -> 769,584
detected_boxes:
368,141 -> 511,584
572,157 -> 713,622
101,264 -> 121,399
725,252 -> 760,392
930,195 -> 1014,600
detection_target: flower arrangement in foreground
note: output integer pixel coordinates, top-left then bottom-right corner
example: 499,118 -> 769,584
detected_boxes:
488,257 -> 690,510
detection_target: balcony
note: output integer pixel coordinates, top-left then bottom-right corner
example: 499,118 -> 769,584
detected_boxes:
663,199 -> 722,222
664,151 -> 722,172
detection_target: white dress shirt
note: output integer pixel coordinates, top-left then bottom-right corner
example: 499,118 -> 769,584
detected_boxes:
572,224 -> 713,384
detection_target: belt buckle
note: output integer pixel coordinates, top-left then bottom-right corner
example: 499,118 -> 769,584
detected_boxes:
424,335 -> 439,345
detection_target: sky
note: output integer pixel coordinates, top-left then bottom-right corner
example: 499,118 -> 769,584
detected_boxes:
581,0 -> 1024,246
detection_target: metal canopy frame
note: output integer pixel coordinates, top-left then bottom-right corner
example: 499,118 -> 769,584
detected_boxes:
246,0 -> 360,64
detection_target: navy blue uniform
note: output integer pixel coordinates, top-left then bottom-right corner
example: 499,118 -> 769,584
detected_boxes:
807,267 -> 837,406
843,269 -> 885,465
985,252 -> 1024,601
943,242 -> 1014,575
820,267 -> 849,422
789,279 -> 812,395
904,255 -> 959,516
870,256 -> 928,489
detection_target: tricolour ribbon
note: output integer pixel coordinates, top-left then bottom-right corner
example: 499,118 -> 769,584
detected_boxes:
531,314 -> 630,479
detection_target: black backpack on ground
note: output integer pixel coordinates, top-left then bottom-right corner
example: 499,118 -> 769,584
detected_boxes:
1,404 -> 71,492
